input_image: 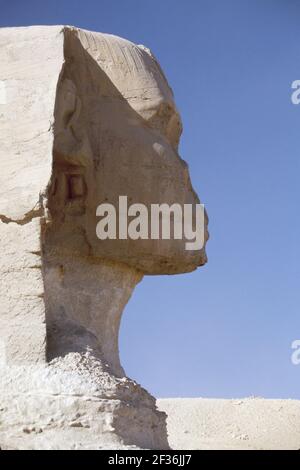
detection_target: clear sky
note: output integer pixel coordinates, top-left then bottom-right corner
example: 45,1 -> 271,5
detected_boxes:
1,0 -> 300,398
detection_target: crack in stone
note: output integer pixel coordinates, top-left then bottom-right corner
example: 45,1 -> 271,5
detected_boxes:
0,204 -> 44,226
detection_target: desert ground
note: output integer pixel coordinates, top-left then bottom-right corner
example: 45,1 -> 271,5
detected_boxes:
157,398 -> 300,450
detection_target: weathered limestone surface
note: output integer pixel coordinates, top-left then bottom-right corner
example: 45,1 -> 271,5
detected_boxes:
0,26 -> 208,449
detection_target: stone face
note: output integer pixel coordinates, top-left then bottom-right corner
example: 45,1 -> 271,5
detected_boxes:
0,26 -> 208,449
50,27 -> 208,275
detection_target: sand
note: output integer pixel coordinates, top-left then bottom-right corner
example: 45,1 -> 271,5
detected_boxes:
157,398 -> 300,450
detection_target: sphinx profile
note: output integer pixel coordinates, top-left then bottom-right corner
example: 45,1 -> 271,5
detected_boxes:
0,26 -> 208,449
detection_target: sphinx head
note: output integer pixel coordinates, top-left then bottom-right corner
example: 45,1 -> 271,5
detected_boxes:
48,28 -> 208,274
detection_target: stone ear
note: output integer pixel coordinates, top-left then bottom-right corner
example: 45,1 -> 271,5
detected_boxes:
67,174 -> 86,200
48,155 -> 88,222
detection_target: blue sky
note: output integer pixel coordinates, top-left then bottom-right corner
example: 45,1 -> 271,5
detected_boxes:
1,0 -> 300,398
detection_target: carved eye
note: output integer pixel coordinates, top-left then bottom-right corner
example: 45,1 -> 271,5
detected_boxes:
149,102 -> 173,130
148,102 -> 182,149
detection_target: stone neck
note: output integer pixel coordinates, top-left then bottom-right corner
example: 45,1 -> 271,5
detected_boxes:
43,255 -> 143,377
